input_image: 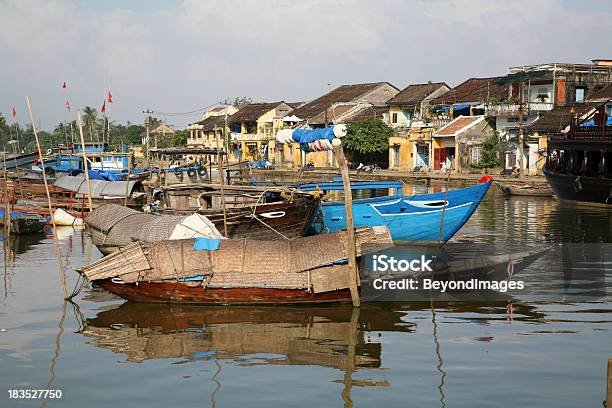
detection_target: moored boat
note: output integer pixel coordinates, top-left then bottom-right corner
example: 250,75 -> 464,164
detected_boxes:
75,226 -> 393,304
300,177 -> 492,243
543,104 -> 612,207
495,182 -> 554,197
0,208 -> 47,234
86,187 -> 320,254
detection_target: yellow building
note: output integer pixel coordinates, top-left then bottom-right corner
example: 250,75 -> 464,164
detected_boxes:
388,127 -> 435,171
227,102 -> 295,162
186,106 -> 238,158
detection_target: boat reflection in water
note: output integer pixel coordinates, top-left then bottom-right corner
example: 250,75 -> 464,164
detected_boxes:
82,302 -> 412,368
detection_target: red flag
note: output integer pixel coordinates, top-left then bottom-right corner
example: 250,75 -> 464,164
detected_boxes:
107,90 -> 113,103
12,107 -> 16,118
62,81 -> 67,89
65,100 -> 71,112
101,100 -> 106,113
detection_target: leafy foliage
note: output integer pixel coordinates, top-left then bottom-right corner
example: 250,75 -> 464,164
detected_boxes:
231,96 -> 253,108
343,118 -> 392,154
470,132 -> 504,169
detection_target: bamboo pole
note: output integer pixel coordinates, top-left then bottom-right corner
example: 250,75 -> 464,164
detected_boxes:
76,110 -> 93,212
3,154 -> 11,256
332,140 -> 360,307
215,130 -> 228,237
124,155 -> 131,207
26,97 -> 67,299
2,153 -> 8,237
437,168 -> 452,247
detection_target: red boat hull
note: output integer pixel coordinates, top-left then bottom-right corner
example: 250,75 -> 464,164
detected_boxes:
97,278 -> 352,305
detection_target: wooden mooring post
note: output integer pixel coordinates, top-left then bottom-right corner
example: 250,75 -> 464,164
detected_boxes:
332,139 -> 360,307
606,359 -> 611,407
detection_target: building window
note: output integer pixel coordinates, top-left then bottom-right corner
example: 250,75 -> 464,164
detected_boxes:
392,144 -> 400,167
471,146 -> 482,164
575,87 -> 586,103
392,113 -> 398,124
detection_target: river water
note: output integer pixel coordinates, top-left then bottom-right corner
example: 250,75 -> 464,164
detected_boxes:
0,182 -> 610,407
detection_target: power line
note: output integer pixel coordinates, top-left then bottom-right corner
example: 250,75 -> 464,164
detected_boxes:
149,102 -> 224,117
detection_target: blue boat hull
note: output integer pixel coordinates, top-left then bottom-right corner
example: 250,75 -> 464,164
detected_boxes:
317,181 -> 491,243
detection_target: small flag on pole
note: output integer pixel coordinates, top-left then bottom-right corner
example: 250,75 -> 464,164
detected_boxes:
12,107 -> 16,117
107,90 -> 113,103
62,81 -> 67,89
101,100 -> 106,113
65,100 -> 71,112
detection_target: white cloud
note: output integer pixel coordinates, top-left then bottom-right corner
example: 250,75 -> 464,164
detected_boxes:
0,0 -> 610,129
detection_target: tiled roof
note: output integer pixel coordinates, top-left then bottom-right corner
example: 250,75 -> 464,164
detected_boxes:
309,104 -> 356,125
228,102 -> 283,123
195,115 -> 226,132
387,82 -> 448,106
435,116 -> 484,136
290,82 -> 395,121
587,84 -> 612,102
341,105 -> 388,123
526,103 -> 598,133
429,77 -> 507,105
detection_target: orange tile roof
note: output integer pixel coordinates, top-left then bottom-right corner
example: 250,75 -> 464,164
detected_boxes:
436,116 -> 482,136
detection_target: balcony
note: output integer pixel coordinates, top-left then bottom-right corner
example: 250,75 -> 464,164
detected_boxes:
485,102 -> 554,116
231,132 -> 259,142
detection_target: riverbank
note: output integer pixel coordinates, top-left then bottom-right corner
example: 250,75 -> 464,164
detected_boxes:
251,167 -> 548,184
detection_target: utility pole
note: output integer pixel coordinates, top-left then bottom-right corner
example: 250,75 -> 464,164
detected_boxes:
143,109 -> 153,161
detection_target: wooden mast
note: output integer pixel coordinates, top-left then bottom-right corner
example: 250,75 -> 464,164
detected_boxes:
76,110 -> 94,211
26,96 -> 67,298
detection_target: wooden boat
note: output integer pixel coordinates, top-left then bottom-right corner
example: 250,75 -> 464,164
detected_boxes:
0,208 -> 46,234
86,189 -> 320,255
75,226 -> 393,304
495,181 -> 553,197
299,177 -> 492,243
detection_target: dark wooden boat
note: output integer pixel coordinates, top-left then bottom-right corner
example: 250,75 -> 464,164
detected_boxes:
0,209 -> 47,234
495,181 -> 554,197
75,227 -> 393,305
544,105 -> 612,207
86,190 -> 320,255
10,213 -> 46,234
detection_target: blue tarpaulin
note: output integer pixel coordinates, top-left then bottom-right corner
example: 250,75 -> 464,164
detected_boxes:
436,106 -> 450,113
452,103 -> 471,110
291,127 -> 335,143
193,237 -> 222,251
580,117 -> 612,127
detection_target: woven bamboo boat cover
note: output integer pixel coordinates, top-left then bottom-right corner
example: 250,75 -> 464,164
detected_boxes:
80,227 -> 393,293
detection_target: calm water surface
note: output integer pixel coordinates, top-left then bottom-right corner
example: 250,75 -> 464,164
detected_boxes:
1,183 -> 610,407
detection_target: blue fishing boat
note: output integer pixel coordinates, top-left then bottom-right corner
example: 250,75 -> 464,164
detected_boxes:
299,177 -> 492,243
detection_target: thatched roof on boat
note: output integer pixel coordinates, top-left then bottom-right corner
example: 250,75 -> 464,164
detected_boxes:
79,226 -> 393,293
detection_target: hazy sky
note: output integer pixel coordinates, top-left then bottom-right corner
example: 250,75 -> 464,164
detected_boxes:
1,0 -> 611,130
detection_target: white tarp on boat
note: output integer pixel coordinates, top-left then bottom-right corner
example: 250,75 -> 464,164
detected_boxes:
168,213 -> 223,240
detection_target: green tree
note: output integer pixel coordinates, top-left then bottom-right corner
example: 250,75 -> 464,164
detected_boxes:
157,129 -> 187,148
231,96 -> 253,108
82,106 -> 98,142
343,118 -> 392,154
470,132 -> 505,169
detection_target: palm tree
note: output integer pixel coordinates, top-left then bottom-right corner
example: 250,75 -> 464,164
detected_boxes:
82,106 -> 98,143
